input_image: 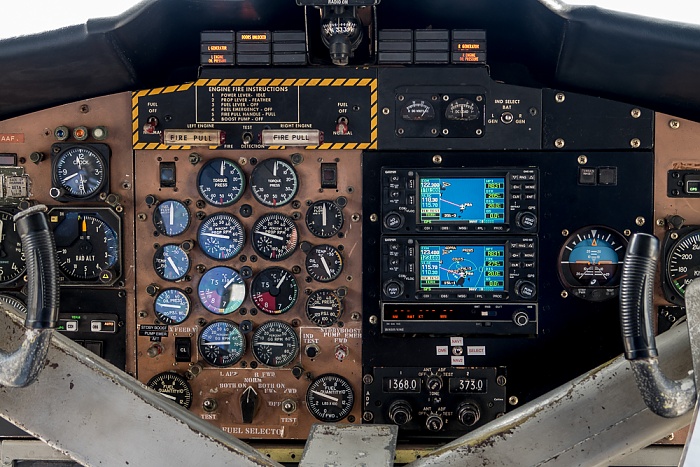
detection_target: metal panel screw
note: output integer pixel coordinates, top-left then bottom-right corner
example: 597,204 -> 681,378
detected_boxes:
496,376 -> 507,386
369,214 -> 378,222
656,219 -> 665,227
508,396 -> 519,405
443,95 -> 450,101
476,95 -> 483,102
577,155 -> 587,165
363,374 -> 374,384
369,315 -> 378,325
631,108 -> 641,118
671,232 -> 679,240
636,216 -> 645,226
624,229 -> 632,237
397,95 -> 405,101
562,229 -> 569,237
442,129 -> 449,136
382,107 -> 390,115
433,155 -> 443,164
561,291 -> 568,298
630,138 -> 641,148
554,138 -> 565,148
555,93 -> 565,103
363,412 -> 374,422
137,213 -> 147,222
669,119 -> 680,129
397,128 -> 405,135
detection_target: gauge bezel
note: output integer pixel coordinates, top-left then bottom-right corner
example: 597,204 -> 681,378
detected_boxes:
0,209 -> 26,286
197,213 -> 246,261
198,319 -> 246,367
154,288 -> 191,325
250,158 -> 299,207
251,320 -> 299,368
305,200 -> 344,238
251,213 -> 299,261
305,289 -> 343,327
147,372 -> 193,409
305,244 -> 344,283
196,157 -> 246,207
306,373 -> 355,422
662,226 -> 700,306
197,266 -> 246,315
153,199 -> 191,237
153,243 -> 190,282
250,266 -> 299,315
50,143 -> 111,201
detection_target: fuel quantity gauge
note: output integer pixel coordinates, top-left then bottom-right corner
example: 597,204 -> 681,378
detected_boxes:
153,200 -> 190,237
147,372 -> 193,409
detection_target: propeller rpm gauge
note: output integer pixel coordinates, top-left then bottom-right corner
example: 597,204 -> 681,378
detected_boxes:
663,227 -> 700,305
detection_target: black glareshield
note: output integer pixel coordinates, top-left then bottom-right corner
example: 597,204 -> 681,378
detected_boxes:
13,205 -> 60,329
620,233 -> 659,360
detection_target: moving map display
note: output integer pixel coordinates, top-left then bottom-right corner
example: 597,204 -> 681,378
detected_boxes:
419,177 -> 505,224
419,245 -> 505,291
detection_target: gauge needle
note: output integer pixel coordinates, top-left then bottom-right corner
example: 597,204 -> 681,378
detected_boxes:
63,173 -> 79,182
276,272 -> 287,289
310,390 -> 339,403
321,256 -> 333,278
255,230 -> 284,241
203,341 -> 231,345
224,277 -> 238,289
311,305 -> 334,310
202,232 -> 230,240
159,304 -> 184,309
167,256 -> 180,274
160,393 -> 177,401
322,204 -> 327,226
273,161 -> 278,176
169,206 -> 174,225
220,160 -> 225,176
254,342 -> 284,347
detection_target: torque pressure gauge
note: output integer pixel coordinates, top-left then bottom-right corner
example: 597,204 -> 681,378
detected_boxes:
198,320 -> 246,367
153,200 -> 190,237
250,158 -> 299,207
305,244 -> 343,282
252,214 -> 299,261
250,267 -> 299,315
251,321 -> 299,367
197,158 -> 245,207
147,372 -> 193,409
0,210 -> 25,284
305,200 -> 344,238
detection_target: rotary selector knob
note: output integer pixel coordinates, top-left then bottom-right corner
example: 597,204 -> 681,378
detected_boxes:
383,281 -> 404,299
457,402 -> 481,427
515,211 -> 537,231
383,212 -> 404,231
388,400 -> 413,426
513,311 -> 530,326
426,375 -> 443,392
425,414 -> 444,432
515,280 -> 536,299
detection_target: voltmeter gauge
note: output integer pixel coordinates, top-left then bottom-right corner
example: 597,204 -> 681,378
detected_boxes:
558,226 -> 627,301
445,97 -> 480,121
153,200 -> 190,237
251,321 -> 299,367
305,200 -> 344,238
197,213 -> 245,260
250,267 -> 299,315
197,158 -> 245,207
252,214 -> 298,261
53,146 -> 106,198
147,372 -> 193,409
306,289 -> 343,327
154,288 -> 190,325
198,266 -> 245,315
250,158 -> 299,207
0,211 -> 25,284
198,320 -> 245,367
153,244 -> 190,282
54,213 -> 119,280
306,374 -> 354,422
401,99 -> 436,121
306,244 -> 343,283
664,228 -> 700,304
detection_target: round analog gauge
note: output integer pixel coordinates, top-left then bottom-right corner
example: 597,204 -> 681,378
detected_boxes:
198,320 -> 245,367
153,244 -> 190,282
197,213 -> 245,260
252,214 -> 299,261
0,211 -> 25,284
147,372 -> 193,409
250,267 -> 299,315
0,294 -> 27,314
401,99 -> 436,121
54,213 -> 119,280
305,200 -> 344,238
306,374 -> 355,422
153,200 -> 190,237
251,321 -> 299,367
306,289 -> 343,327
250,158 -> 299,207
53,146 -> 106,198
154,288 -> 190,325
665,229 -> 700,301
198,266 -> 245,315
445,97 -> 480,121
306,244 -> 343,283
197,158 -> 245,207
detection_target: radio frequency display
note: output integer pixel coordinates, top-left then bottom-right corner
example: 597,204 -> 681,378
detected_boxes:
419,177 -> 505,224
419,245 -> 505,291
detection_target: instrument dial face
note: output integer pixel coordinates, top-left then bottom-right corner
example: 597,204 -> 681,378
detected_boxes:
153,244 -> 190,282
305,200 -> 344,238
401,99 -> 436,121
306,244 -> 343,283
54,213 -> 119,280
445,98 -> 480,122
197,213 -> 245,260
197,158 -> 245,207
147,372 -> 193,409
0,211 -> 25,284
252,214 -> 299,261
153,200 -> 190,237
251,267 -> 299,315
198,266 -> 245,315
154,288 -> 191,325
250,158 -> 299,207
54,146 -> 106,198
558,227 -> 626,288
251,321 -> 299,367
666,229 -> 700,300
306,289 -> 343,327
306,374 -> 354,422
198,320 -> 245,367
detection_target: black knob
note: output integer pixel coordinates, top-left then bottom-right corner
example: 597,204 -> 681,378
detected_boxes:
388,400 -> 413,425
457,402 -> 481,427
383,212 -> 404,230
383,281 -> 404,299
240,386 -> 259,424
512,311 -> 529,327
515,280 -> 536,299
515,211 -> 537,231
425,414 -> 444,432
305,344 -> 319,358
426,375 -> 443,392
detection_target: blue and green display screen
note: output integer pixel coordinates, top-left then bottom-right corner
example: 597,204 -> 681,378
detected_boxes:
419,177 -> 506,224
419,245 -> 505,291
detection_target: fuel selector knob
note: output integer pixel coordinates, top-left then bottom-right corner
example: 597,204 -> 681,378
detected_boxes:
383,212 -> 404,231
457,402 -> 481,427
515,280 -> 537,299
512,310 -> 530,327
425,414 -> 444,432
515,211 -> 537,231
383,280 -> 404,299
388,400 -> 413,426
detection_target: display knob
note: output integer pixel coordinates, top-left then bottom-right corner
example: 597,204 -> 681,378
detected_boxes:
515,280 -> 537,299
425,414 -> 444,432
388,400 -> 413,425
457,402 -> 481,427
383,212 -> 405,231
426,375 -> 443,392
515,211 -> 537,231
513,310 -> 530,327
383,280 -> 404,299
